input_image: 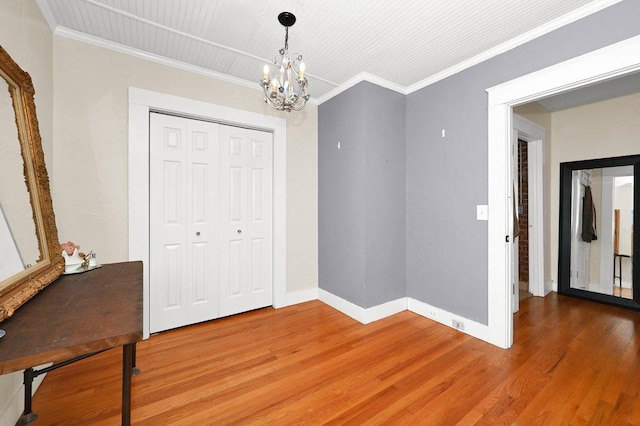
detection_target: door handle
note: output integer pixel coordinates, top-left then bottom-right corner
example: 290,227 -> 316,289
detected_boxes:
196,232 -> 201,236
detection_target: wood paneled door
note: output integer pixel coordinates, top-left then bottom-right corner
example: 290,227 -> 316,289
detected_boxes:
149,113 -> 273,333
218,125 -> 273,317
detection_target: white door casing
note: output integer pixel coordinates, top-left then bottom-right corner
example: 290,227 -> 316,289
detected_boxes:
129,88 -> 287,339
511,129 -> 519,314
487,35 -> 640,349
514,115 -> 546,298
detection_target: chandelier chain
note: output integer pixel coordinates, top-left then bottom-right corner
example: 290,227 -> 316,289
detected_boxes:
284,27 -> 289,52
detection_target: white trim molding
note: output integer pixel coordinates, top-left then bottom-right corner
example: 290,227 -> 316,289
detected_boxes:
316,289 -> 490,342
285,288 -> 319,307
408,298 -> 490,342
128,87 -> 287,339
513,115 -> 547,298
407,0 -> 624,95
318,290 -> 407,325
315,72 -> 407,104
486,34 -> 640,349
0,365 -> 49,426
38,0 -> 622,108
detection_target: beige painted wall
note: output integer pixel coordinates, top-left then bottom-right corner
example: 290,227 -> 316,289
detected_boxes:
51,36 -> 318,294
0,1 -> 52,424
0,0 -> 53,155
548,91 -> 640,287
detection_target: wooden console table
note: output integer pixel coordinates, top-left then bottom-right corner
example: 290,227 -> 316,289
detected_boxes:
0,261 -> 143,425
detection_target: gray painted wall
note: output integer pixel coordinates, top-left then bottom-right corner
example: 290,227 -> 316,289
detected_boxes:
319,82 -> 406,307
406,0 -> 640,324
318,0 -> 640,320
364,84 -> 406,307
319,83 -> 367,306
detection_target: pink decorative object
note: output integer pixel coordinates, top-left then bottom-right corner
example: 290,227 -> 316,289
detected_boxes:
60,241 -> 80,256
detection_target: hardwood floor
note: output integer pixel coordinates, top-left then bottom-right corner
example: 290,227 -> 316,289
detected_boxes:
32,293 -> 640,425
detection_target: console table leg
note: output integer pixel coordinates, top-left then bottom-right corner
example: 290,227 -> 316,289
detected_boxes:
18,368 -> 38,425
132,342 -> 140,376
122,343 -> 134,425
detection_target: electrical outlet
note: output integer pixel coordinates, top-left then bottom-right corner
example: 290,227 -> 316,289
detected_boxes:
427,310 -> 437,319
452,319 -> 465,331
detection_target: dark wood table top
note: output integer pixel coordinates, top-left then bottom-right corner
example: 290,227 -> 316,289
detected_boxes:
0,261 -> 143,374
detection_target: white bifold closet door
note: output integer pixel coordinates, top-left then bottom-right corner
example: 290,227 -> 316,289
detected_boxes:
149,112 -> 273,333
218,125 -> 273,317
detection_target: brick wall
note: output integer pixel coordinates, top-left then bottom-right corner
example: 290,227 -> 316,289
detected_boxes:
518,140 -> 529,283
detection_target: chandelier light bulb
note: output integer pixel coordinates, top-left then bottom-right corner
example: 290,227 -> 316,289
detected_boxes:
259,12 -> 309,112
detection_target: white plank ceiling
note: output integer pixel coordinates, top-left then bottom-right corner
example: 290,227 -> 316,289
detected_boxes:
36,0 -> 623,102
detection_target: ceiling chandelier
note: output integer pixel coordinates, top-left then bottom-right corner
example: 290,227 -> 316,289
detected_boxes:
260,12 -> 309,112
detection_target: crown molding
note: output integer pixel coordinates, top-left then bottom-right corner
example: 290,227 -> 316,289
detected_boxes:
317,0 -> 624,102
42,0 -> 623,106
315,72 -> 407,104
53,27 -> 322,106
406,0 -> 625,94
55,27 -> 263,91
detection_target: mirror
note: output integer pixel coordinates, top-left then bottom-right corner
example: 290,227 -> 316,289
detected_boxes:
0,78 -> 39,279
559,155 -> 640,309
0,45 -> 64,322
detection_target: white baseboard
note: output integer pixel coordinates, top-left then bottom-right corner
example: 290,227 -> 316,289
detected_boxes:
318,289 -> 407,324
408,298 -> 490,343
0,369 -> 48,426
284,288 -> 318,306
315,289 -> 491,343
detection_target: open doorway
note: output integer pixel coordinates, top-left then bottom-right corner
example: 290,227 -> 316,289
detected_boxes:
486,35 -> 640,349
513,114 -> 547,305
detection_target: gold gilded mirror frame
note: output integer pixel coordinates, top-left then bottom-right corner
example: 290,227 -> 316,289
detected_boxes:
0,45 -> 64,322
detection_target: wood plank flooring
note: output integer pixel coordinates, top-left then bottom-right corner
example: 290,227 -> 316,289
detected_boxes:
31,293 -> 640,425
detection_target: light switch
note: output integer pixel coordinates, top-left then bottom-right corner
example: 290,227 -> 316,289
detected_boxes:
477,205 -> 488,221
